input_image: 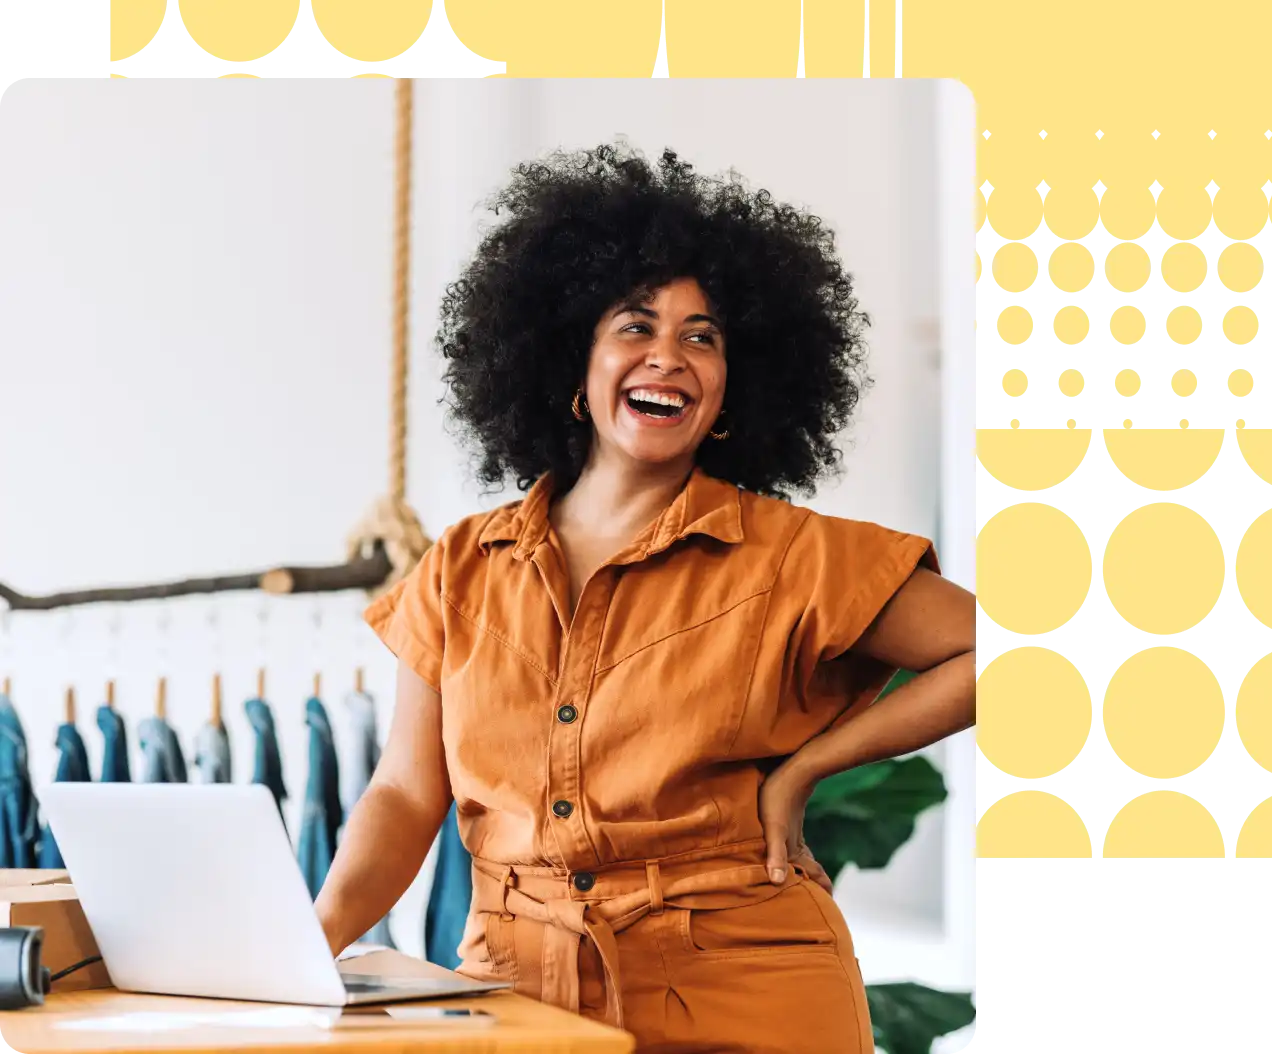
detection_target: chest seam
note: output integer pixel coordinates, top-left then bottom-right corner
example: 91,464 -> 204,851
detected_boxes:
440,590 -> 559,687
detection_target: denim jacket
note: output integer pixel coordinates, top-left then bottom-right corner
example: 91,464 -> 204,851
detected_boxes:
137,716 -> 188,784
0,695 -> 39,868
297,697 -> 342,899
96,705 -> 132,782
245,698 -> 287,823
38,722 -> 91,868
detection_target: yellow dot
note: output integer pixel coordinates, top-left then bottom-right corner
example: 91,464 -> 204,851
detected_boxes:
1166,306 -> 1202,344
1058,369 -> 1084,396
1236,797 -> 1272,857
1104,242 -> 1150,292
1230,370 -> 1254,396
1237,510 -> 1272,628
1180,419 -> 1189,429
112,0 -> 166,60
974,252 -> 981,283
1010,419 -> 1020,429
1238,419 -> 1246,429
1124,419 -> 1133,429
1171,369 -> 1197,396
978,504 -> 1091,634
1002,370 -> 1028,397
997,244 -> 1037,296
1210,240 -> 1261,293
977,649 -> 1091,777
1048,243 -> 1094,293
1237,654 -> 1272,773
179,0 -> 299,61
1103,792 -> 1224,858
1160,244 -> 1205,296
992,303 -> 1032,345
1115,369 -> 1141,396
1053,307 -> 1089,345
1066,419 -> 1076,429
977,792 -> 1091,858
313,0 -> 432,61
1223,306 -> 1258,344
1104,504 -> 1224,633
1110,306 -> 1146,344
1104,648 -> 1224,777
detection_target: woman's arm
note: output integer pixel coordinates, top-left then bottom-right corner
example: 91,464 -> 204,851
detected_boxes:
315,660 -> 453,955
761,567 -> 976,884
793,567 -> 976,776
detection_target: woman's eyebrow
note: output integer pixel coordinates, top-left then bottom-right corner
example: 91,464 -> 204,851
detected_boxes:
615,304 -> 723,329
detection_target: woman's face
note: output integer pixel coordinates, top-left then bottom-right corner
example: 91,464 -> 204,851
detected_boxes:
584,277 -> 727,470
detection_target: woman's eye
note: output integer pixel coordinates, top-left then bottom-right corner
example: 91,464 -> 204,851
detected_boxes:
622,322 -> 651,335
686,331 -> 718,345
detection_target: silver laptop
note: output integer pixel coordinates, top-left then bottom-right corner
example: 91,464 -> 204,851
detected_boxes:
40,782 -> 508,1006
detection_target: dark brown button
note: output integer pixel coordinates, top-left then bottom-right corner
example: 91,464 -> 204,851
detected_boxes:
572,871 -> 595,892
556,704 -> 578,724
551,799 -> 574,819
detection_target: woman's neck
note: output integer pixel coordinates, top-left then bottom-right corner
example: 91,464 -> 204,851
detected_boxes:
552,449 -> 694,540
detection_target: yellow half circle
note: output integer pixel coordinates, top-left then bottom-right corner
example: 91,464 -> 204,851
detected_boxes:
1103,429 -> 1224,490
976,428 -> 1092,491
1237,429 -> 1272,485
977,791 -> 1092,858
1236,797 -> 1272,857
1103,791 -> 1224,858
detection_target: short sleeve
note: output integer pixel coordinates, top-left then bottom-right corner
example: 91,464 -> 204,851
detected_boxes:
788,511 -> 940,663
363,531 -> 448,693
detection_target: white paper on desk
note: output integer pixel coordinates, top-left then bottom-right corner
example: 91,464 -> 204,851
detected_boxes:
336,942 -> 393,962
55,1007 -> 345,1033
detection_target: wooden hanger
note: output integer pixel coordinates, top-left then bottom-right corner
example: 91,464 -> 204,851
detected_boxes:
64,686 -> 75,725
2,676 -> 9,698
354,667 -> 364,694
155,677 -> 167,721
312,672 -> 322,699
211,673 -> 222,728
105,679 -> 115,709
256,668 -> 266,700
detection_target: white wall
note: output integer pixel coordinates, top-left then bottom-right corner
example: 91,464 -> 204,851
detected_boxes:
0,78 -> 971,988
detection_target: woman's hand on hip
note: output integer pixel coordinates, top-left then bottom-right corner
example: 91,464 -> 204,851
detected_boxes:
758,762 -> 834,896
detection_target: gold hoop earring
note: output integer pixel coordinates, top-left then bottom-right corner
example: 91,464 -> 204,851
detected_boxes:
708,413 -> 729,440
571,389 -> 589,422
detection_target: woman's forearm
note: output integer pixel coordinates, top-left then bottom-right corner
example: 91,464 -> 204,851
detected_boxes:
786,650 -> 976,791
315,779 -> 452,955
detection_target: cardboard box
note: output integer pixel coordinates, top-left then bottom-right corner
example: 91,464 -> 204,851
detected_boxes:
0,871 -> 110,992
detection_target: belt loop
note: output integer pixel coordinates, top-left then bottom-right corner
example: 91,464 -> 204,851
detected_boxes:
645,861 -> 663,915
500,865 -> 516,921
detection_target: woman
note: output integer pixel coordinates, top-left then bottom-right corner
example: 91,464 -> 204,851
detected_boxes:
316,144 -> 975,1052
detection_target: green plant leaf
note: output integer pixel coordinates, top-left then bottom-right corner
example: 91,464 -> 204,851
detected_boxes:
804,756 -> 947,877
866,983 -> 976,1054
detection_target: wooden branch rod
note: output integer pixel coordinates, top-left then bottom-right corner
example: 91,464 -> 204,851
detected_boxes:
0,544 -> 392,613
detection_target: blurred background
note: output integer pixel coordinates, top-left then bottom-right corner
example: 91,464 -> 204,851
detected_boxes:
0,77 -> 974,1045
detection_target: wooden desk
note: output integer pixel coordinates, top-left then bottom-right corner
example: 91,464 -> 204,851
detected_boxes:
0,951 -> 634,1054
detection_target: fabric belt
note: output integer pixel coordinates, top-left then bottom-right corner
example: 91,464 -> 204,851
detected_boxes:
469,838 -> 796,1030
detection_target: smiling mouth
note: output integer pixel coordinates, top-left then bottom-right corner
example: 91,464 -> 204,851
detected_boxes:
624,388 -> 691,420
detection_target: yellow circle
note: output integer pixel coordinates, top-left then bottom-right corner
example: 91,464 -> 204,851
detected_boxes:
1103,792 -> 1224,858
992,244 -> 1043,296
1165,244 -> 1200,296
1229,369 -> 1254,396
1166,306 -> 1202,344
978,504 -> 1091,634
1002,370 -> 1028,397
1053,306 -> 1093,348
1223,306 -> 1258,344
1210,241 -> 1261,293
1104,242 -> 1150,292
977,792 -> 1091,858
112,0 -> 167,60
1237,510 -> 1272,628
1124,420 -> 1133,429
1067,419 -> 1076,429
1236,797 -> 1272,857
1172,369 -> 1198,396
1104,504 -> 1224,633
1103,648 -> 1224,777
1058,369 -> 1084,397
974,252 -> 981,283
1115,369 -> 1141,396
977,649 -> 1091,777
1010,419 -> 1020,429
1236,654 -> 1272,773
997,307 -> 1033,345
1048,243 -> 1095,292
1180,419 -> 1189,429
312,0 -> 432,61
1110,306 -> 1146,344
179,0 -> 299,60
1238,419 -> 1247,429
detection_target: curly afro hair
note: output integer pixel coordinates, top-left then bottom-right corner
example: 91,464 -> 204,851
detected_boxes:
437,141 -> 871,499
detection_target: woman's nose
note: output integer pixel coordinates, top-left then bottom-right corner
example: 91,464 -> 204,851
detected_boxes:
645,333 -> 687,373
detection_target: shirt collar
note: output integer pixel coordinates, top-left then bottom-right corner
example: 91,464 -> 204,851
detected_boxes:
477,466 -> 745,560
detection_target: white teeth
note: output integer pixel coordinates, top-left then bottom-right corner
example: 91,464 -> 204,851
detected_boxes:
628,388 -> 686,408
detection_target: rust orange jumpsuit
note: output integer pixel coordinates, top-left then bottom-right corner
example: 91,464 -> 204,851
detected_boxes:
367,467 -> 937,1052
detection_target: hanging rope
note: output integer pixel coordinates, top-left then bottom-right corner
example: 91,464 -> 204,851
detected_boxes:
390,76 -> 412,507
347,77 -> 430,598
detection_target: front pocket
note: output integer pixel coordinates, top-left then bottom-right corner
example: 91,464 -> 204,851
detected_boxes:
483,911 -> 515,967
683,881 -> 839,958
